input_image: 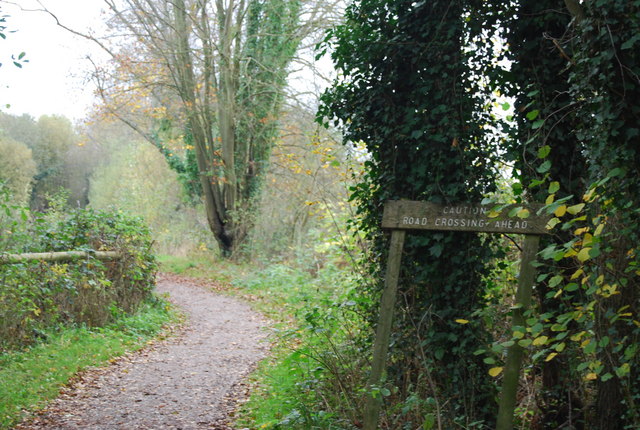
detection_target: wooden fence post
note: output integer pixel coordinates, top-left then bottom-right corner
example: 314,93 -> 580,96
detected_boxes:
363,229 -> 406,430
495,234 -> 540,430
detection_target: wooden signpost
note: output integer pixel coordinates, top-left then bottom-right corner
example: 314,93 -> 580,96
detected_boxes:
363,200 -> 550,430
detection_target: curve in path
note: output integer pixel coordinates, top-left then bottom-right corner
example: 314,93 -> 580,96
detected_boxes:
18,274 -> 270,430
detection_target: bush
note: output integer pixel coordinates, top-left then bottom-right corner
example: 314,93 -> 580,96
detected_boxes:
0,204 -> 157,352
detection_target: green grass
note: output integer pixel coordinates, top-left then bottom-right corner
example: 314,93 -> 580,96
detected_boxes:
0,297 -> 179,429
157,254 -> 249,283
235,343 -> 319,429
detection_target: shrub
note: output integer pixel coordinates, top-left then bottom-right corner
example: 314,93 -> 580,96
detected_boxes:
0,205 -> 157,351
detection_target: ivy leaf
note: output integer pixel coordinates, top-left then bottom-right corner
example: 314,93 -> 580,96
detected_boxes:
429,243 -> 443,258
621,34 -> 640,50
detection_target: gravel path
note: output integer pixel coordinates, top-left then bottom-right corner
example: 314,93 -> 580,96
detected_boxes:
17,274 -> 271,430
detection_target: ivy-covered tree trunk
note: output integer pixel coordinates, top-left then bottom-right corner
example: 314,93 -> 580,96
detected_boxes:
320,0 -> 498,426
500,2 -> 587,427
96,0 -> 302,257
567,1 -> 640,428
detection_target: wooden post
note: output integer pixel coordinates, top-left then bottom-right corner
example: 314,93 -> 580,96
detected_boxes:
495,235 -> 541,430
363,229 -> 406,430
371,200 -> 549,429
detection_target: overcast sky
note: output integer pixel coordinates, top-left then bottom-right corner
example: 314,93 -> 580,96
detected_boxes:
0,0 -> 106,121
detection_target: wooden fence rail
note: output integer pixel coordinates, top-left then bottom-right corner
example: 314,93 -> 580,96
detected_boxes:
0,251 -> 121,265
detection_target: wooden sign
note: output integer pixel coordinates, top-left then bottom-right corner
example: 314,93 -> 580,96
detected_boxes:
364,200 -> 550,430
382,200 -> 549,234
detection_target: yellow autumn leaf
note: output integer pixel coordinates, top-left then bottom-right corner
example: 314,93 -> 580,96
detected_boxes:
489,367 -> 503,377
583,233 -> 594,247
577,247 -> 592,262
532,335 -> 549,346
517,208 -> 530,219
546,217 -> 561,230
571,269 -> 584,280
583,188 -> 596,202
564,248 -> 578,258
585,373 -> 597,381
545,352 -> 558,362
546,194 -> 555,205
455,319 -> 470,324
571,331 -> 586,342
594,223 -> 605,236
574,227 -> 588,236
554,205 -> 567,217
567,203 -> 585,215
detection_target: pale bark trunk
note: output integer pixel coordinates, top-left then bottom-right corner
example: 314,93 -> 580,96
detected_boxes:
0,251 -> 121,265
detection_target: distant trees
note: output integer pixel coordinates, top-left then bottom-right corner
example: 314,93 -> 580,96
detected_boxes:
73,0 -> 338,257
0,112 -> 96,210
0,136 -> 36,204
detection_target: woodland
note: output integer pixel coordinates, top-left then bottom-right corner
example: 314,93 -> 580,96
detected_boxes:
1,0 -> 639,429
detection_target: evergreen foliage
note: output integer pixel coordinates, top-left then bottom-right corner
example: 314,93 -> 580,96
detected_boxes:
319,0 -> 500,426
318,0 -> 640,428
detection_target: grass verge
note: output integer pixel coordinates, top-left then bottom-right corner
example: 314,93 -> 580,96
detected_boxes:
0,296 -> 180,429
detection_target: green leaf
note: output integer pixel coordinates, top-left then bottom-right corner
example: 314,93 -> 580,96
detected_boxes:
518,339 -> 532,347
607,167 -> 624,178
429,243 -> 443,258
549,275 -> 563,288
538,145 -> 551,158
532,119 -> 544,129
548,181 -> 560,194
526,109 -> 540,120
511,182 -> 523,196
537,160 -> 551,173
565,283 -> 579,292
601,372 -> 614,382
621,34 -> 640,50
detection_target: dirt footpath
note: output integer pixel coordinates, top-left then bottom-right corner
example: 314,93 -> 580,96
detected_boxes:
17,274 -> 271,430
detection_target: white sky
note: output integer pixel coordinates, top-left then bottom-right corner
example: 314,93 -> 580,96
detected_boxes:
0,0 -> 334,122
0,0 -> 107,121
